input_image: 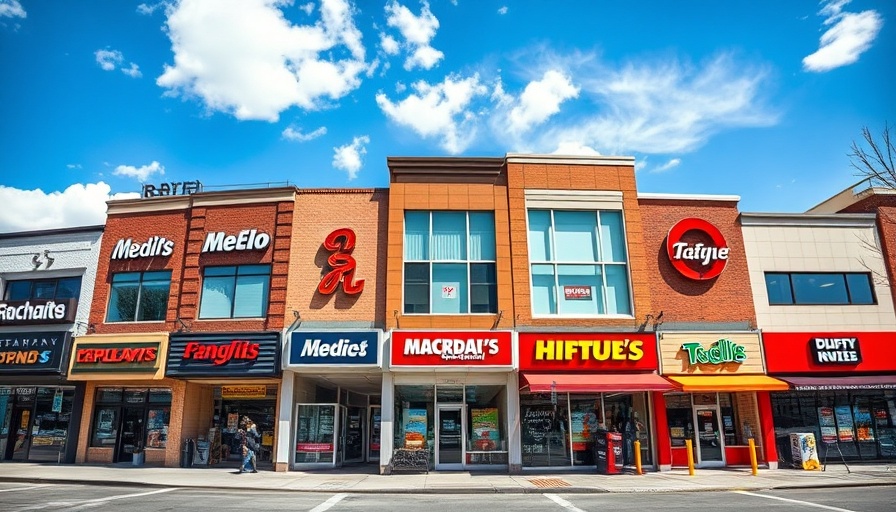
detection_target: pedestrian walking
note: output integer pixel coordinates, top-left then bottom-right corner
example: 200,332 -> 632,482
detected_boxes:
239,416 -> 260,473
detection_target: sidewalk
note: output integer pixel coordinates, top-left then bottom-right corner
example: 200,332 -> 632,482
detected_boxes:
1,462 -> 894,494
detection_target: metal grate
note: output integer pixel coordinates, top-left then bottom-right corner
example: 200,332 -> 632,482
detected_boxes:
528,478 -> 571,488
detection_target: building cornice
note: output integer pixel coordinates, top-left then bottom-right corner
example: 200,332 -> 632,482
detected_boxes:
388,157 -> 505,183
107,187 -> 298,215
740,212 -> 878,228
505,153 -> 635,166
638,192 -> 741,202
0,224 -> 104,239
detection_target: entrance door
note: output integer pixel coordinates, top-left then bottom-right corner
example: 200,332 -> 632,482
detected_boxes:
436,406 -> 464,470
694,407 -> 724,466
116,407 -> 144,463
344,407 -> 365,463
368,406 -> 381,463
7,407 -> 32,461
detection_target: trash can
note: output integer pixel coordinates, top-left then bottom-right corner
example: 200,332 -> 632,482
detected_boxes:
181,438 -> 195,468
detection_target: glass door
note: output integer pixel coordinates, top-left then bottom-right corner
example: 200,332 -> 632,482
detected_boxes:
436,406 -> 464,470
8,407 -> 32,461
368,406 -> 381,463
116,407 -> 144,463
694,407 -> 724,466
344,406 -> 365,463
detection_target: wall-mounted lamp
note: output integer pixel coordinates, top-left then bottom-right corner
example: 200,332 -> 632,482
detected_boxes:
286,309 -> 302,333
491,310 -> 504,330
393,309 -> 400,329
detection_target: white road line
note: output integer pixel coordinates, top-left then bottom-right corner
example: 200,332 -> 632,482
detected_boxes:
0,485 -> 53,493
543,493 -> 587,512
733,490 -> 858,512
309,493 -> 348,512
12,487 -> 180,512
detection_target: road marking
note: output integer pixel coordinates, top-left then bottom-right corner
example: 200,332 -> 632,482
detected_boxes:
12,487 -> 180,512
0,485 -> 53,493
543,493 -> 587,512
310,493 -> 348,512
733,490 -> 858,512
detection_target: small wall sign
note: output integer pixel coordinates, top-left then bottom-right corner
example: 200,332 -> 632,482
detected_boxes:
681,338 -> 747,365
317,228 -> 365,295
666,218 -> 729,280
810,337 -> 861,364
563,286 -> 592,300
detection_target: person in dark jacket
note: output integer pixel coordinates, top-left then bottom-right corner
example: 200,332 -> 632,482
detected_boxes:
239,416 -> 260,473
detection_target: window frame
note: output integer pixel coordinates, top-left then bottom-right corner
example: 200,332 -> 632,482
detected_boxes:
764,272 -> 877,306
402,210 -> 498,315
198,264 -> 272,319
525,208 -> 634,318
3,276 -> 82,301
105,270 -> 172,323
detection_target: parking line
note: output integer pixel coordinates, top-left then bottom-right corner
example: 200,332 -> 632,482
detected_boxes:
310,493 -> 348,512
0,485 -> 53,493
543,493 -> 587,512
733,490 -> 857,512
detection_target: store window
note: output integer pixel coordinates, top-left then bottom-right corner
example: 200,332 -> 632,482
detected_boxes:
527,209 -> 632,316
199,265 -> 271,319
765,272 -> 875,305
90,387 -> 171,450
403,211 -> 497,314
106,271 -> 172,322
4,276 -> 81,301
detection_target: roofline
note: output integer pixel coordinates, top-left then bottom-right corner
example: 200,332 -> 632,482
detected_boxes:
0,224 -> 104,240
505,153 -> 635,166
638,192 -> 741,202
807,177 -> 896,213
387,156 -> 505,183
107,186 -> 299,215
740,212 -> 878,228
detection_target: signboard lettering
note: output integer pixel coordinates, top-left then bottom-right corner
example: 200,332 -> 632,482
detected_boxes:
563,286 -> 592,300
403,337 -> 498,361
810,337 -> 861,364
0,299 -> 77,325
288,331 -> 379,366
390,331 -> 513,367
70,341 -> 161,374
142,180 -> 202,198
202,229 -> 271,253
681,339 -> 746,365
666,218 -> 729,280
183,340 -> 260,365
534,338 -> 644,361
76,346 -> 157,363
166,333 -> 279,377
0,332 -> 67,373
317,228 -> 364,295
111,236 -> 174,260
222,385 -> 267,399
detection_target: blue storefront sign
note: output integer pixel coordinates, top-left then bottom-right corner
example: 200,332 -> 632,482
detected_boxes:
288,331 -> 380,366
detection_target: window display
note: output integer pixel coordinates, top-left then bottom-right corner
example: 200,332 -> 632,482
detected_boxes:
294,404 -> 336,463
89,387 -> 171,450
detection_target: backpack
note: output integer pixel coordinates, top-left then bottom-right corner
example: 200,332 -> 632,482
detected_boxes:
246,430 -> 260,452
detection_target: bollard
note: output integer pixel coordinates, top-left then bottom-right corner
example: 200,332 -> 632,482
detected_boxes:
634,439 -> 643,475
748,438 -> 758,476
685,439 -> 695,476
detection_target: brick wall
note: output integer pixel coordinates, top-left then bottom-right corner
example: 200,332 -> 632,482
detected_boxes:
841,196 -> 896,309
638,199 -> 756,327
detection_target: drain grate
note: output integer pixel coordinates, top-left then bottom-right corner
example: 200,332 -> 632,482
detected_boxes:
529,478 -> 571,488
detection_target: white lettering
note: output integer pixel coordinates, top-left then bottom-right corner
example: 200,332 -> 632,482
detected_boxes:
0,300 -> 69,323
111,236 -> 174,260
299,338 -> 368,359
672,241 -> 728,265
202,230 -> 270,253
402,337 -> 499,361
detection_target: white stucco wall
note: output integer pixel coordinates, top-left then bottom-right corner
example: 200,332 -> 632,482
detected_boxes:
0,227 -> 104,334
742,214 -> 896,331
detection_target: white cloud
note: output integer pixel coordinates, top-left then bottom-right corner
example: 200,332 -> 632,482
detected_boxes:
384,0 -> 444,70
67,163 -> 83,170
552,142 -> 601,156
157,0 -> 368,122
376,73 -> 488,154
380,33 -> 400,55
282,125 -> 327,142
137,2 -> 168,15
332,135 -> 369,180
802,0 -> 882,72
299,2 -> 314,16
0,182 -> 139,233
95,49 -> 123,71
498,6 -> 508,15
651,157 -> 682,173
0,0 -> 26,18
112,161 -> 165,182
122,62 -> 143,78
507,70 -> 579,134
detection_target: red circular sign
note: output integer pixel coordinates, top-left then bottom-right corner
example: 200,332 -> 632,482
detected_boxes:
666,218 -> 729,280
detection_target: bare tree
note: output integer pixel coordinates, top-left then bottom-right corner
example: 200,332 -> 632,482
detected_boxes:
849,122 -> 896,188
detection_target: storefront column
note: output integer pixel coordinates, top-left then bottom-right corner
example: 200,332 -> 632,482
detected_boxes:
274,375 -> 294,472
652,391 -> 672,471
757,391 -> 778,469
506,372 -> 522,473
379,371 -> 394,474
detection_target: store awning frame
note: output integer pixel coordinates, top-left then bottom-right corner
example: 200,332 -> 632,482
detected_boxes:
778,375 -> 896,391
521,372 -> 678,393
666,374 -> 790,392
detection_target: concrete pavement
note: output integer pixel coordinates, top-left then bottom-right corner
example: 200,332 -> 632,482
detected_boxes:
1,462 -> 894,494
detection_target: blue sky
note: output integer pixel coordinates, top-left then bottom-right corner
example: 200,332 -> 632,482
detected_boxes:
1,0 -> 893,232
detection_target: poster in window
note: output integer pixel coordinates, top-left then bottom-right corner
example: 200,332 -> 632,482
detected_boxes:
471,408 -> 499,450
404,408 -> 427,449
570,410 -> 592,451
853,406 -> 874,442
441,283 -> 458,299
835,406 -> 855,442
563,286 -> 592,300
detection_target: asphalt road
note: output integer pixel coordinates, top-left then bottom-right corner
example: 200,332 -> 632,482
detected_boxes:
1,482 -> 894,512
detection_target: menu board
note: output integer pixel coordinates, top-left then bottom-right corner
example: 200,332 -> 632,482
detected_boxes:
818,406 -> 837,444
404,408 -> 427,449
521,405 -> 553,446
835,406 -> 855,442
471,408 -> 499,450
853,406 -> 874,442
318,407 -> 335,436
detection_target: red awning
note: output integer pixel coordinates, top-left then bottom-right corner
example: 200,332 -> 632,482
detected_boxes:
779,375 -> 896,391
521,372 -> 677,393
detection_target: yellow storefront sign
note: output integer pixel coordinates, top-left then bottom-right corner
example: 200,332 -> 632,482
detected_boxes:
221,385 -> 267,399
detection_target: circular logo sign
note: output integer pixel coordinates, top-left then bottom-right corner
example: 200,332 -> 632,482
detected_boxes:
666,218 -> 729,280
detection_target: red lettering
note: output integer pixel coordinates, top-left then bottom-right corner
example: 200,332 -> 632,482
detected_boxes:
75,346 -> 157,364
317,228 -> 365,295
180,341 -> 259,365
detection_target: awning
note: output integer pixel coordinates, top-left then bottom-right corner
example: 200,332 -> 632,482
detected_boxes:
666,375 -> 790,392
521,372 -> 678,393
779,375 -> 896,391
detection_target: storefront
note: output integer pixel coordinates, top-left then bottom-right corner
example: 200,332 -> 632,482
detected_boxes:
283,329 -> 383,469
384,330 -> 515,472
657,331 -> 786,469
517,332 -> 674,470
166,331 -> 281,468
763,331 -> 896,463
68,333 -> 179,465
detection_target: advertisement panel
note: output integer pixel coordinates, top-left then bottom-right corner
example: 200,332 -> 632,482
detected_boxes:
0,331 -> 70,374
166,332 -> 280,378
0,299 -> 78,326
762,332 -> 896,374
287,330 -> 380,367
390,330 -> 513,368
658,332 -> 764,375
518,332 -> 657,372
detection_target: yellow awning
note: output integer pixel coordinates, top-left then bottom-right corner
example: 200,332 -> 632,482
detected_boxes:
667,375 -> 790,392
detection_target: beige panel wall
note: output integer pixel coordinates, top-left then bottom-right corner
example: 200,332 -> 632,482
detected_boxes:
658,332 -> 764,375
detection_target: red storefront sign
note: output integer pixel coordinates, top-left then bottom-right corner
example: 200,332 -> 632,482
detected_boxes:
666,218 -> 729,280
518,333 -> 658,372
390,331 -> 513,367
762,332 -> 896,374
296,443 -> 333,452
317,228 -> 365,295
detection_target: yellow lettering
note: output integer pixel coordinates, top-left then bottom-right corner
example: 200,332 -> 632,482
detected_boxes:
578,340 -> 592,360
611,340 -> 626,360
535,340 -> 553,360
593,340 -> 611,361
628,340 -> 644,361
564,341 -> 578,360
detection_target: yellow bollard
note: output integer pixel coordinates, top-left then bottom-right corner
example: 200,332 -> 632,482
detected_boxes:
634,439 -> 643,475
685,439 -> 695,476
748,438 -> 758,476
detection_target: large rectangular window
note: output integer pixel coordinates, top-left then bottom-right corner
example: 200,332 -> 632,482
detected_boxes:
403,211 -> 497,314
106,271 -> 171,322
765,272 -> 876,305
527,209 -> 632,316
4,276 -> 82,301
199,265 -> 271,319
